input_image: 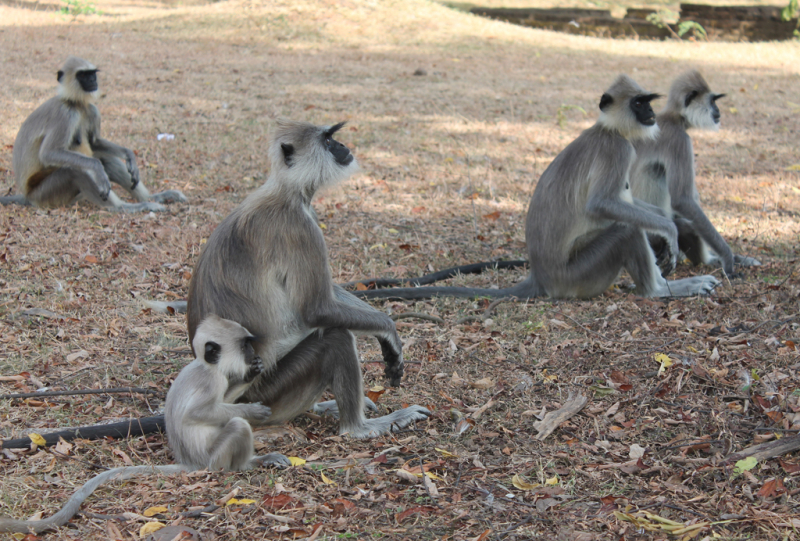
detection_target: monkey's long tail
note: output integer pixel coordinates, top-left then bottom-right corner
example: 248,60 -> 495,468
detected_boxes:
1,415 -> 165,449
0,195 -> 31,206
352,274 -> 544,301
0,464 -> 189,533
342,259 -> 528,290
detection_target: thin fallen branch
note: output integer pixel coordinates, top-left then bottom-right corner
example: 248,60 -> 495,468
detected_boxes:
0,387 -> 157,400
178,504 -> 221,519
390,312 -> 445,325
723,434 -> 800,465
455,296 -> 512,324
533,392 -> 588,441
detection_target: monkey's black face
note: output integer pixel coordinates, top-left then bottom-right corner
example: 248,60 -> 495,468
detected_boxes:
323,122 -> 354,166
630,94 -> 660,126
710,93 -> 725,124
76,70 -> 99,93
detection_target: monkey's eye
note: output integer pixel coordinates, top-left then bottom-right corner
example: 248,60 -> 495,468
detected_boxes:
633,99 -> 642,108
325,137 -> 332,147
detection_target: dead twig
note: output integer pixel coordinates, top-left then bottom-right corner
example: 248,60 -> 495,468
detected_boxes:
0,387 -> 157,400
533,392 -> 588,441
390,312 -> 444,325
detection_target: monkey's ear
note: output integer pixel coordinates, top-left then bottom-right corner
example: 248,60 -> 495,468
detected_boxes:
57,70 -> 64,82
684,90 -> 699,107
203,341 -> 221,364
281,143 -> 295,167
599,93 -> 613,111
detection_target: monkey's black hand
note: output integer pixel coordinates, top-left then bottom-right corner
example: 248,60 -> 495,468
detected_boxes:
245,356 -> 265,382
649,233 -> 676,277
379,334 -> 404,387
126,153 -> 140,190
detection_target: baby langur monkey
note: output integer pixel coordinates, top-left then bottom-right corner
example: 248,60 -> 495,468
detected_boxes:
0,56 -> 186,212
166,314 -> 289,470
355,75 -> 720,301
0,315 -> 278,535
187,119 -> 430,438
630,70 -> 760,277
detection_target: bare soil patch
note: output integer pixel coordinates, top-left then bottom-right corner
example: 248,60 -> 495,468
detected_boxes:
1,1 -> 799,539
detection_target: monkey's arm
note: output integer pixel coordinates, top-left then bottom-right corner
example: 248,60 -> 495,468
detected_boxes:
332,285 -> 404,385
88,106 -> 140,188
0,465 -> 187,533
633,198 -> 668,217
665,138 -> 736,275
187,402 -> 272,426
673,198 -> 736,275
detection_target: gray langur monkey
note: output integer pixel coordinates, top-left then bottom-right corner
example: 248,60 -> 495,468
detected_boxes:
166,314 -> 289,470
354,75 -> 720,301
0,56 -> 186,212
186,119 -> 431,439
0,315 -> 280,535
630,69 -> 761,276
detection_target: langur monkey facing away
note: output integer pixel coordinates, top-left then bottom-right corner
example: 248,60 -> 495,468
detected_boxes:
0,315 -> 281,534
355,75 -> 720,301
0,56 -> 186,212
186,119 -> 430,439
630,69 -> 761,276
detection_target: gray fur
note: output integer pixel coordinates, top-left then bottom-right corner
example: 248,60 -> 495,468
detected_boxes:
0,56 -> 186,212
630,70 -> 760,276
0,315 -> 283,535
165,314 -> 288,470
186,119 -> 430,439
357,75 -> 720,301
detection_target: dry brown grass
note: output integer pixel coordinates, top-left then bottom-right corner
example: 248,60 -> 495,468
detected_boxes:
1,0 -> 799,539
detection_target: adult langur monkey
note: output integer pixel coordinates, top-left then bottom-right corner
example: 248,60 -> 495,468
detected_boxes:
0,315 -> 286,534
0,56 -> 186,212
630,69 -> 761,276
354,75 -> 720,301
186,118 -> 430,438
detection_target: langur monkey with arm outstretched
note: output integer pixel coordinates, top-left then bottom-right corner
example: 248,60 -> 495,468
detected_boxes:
0,56 -> 186,212
0,315 -> 283,534
186,119 -> 431,439
630,69 -> 760,277
354,75 -> 720,301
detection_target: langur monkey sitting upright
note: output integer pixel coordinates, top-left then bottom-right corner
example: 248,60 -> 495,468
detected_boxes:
355,75 -> 720,301
630,69 -> 761,276
186,119 -> 431,438
0,56 -> 186,212
0,315 -> 283,534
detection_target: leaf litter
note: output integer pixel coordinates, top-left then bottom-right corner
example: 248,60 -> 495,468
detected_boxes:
0,0 -> 799,539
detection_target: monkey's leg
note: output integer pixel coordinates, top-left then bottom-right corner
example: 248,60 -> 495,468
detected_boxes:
243,329 -> 430,439
675,217 -> 706,266
313,396 -> 378,416
94,152 -> 170,211
536,224 -> 632,299
675,217 -> 761,269
207,417 -> 256,471
623,227 -> 720,297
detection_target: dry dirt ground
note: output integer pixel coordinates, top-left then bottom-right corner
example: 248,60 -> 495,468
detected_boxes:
1,0 -> 799,539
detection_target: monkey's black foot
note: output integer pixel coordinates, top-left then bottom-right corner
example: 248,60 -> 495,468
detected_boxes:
150,190 -> 187,204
